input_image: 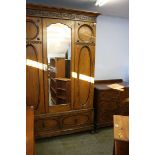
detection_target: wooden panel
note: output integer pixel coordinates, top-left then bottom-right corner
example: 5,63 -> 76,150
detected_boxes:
78,25 -> 93,42
78,46 -> 91,105
35,117 -> 60,132
26,17 -> 42,41
113,115 -> 129,155
62,114 -> 90,129
26,45 -> 39,110
114,140 -> 129,155
26,106 -> 34,155
113,115 -> 129,141
74,44 -> 95,109
97,109 -> 116,126
35,109 -> 94,138
119,88 -> 129,116
26,16 -> 45,114
27,20 -> 38,40
98,89 -> 119,99
75,21 -> 96,44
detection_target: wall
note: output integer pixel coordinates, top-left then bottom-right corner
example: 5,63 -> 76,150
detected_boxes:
95,15 -> 129,82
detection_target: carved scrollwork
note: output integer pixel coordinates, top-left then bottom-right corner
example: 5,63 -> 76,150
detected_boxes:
27,9 -> 96,22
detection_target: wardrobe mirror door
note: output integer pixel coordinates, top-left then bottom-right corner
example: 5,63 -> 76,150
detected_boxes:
47,23 -> 71,106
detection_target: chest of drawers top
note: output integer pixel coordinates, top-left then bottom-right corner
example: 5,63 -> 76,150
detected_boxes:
94,79 -> 129,91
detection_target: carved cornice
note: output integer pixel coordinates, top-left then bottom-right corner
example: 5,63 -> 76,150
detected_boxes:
27,4 -> 100,22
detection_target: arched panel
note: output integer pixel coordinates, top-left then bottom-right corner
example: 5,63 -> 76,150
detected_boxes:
26,45 -> 40,110
78,46 -> 92,106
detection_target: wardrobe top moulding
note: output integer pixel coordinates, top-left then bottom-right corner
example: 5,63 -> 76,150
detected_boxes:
26,4 -> 100,22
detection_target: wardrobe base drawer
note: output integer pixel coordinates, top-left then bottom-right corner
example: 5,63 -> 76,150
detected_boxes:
62,111 -> 93,129
35,116 -> 60,134
35,125 -> 94,139
35,109 -> 94,139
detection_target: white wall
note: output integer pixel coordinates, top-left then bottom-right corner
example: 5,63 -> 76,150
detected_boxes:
95,15 -> 129,82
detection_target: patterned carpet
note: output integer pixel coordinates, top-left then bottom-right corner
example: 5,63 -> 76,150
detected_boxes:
36,128 -> 113,155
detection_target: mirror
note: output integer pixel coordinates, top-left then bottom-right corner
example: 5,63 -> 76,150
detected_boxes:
47,23 -> 71,106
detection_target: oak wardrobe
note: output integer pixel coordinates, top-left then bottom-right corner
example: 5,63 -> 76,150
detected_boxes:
26,4 -> 99,138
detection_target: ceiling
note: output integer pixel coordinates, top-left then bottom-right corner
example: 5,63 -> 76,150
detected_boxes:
26,0 -> 129,18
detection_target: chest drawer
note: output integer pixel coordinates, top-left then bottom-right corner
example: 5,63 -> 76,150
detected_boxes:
98,90 -> 119,98
120,88 -> 129,100
96,90 -> 120,105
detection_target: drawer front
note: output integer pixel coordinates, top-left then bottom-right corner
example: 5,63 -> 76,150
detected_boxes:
97,110 -> 116,125
35,117 -> 60,132
119,104 -> 129,116
98,90 -> 119,98
96,100 -> 118,111
119,88 -> 129,115
120,88 -> 129,99
62,113 -> 92,129
98,91 -> 120,104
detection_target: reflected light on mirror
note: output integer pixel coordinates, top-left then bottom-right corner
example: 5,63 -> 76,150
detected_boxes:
26,59 -> 47,71
107,83 -> 125,91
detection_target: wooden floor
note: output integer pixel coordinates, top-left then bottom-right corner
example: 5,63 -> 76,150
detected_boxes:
36,128 -> 113,155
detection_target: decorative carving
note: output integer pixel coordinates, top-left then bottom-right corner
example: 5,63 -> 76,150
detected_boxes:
26,19 -> 39,40
27,9 -> 96,22
26,44 -> 40,110
35,118 -> 60,131
26,41 -> 42,45
77,46 -> 92,107
62,114 -> 89,127
78,24 -> 94,42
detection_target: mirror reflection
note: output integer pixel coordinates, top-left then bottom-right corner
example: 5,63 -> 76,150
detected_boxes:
47,23 -> 71,106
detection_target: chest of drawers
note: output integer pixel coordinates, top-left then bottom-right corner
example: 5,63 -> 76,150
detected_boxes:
94,79 -> 129,129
